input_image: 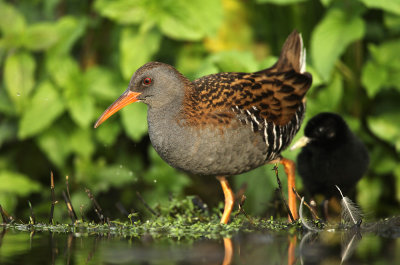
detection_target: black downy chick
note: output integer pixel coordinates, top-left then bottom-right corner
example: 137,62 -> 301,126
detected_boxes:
291,112 -> 369,199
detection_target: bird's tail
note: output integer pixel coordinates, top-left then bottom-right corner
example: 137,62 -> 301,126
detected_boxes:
274,29 -> 306,74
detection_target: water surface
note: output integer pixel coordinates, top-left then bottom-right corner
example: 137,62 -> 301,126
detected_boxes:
1,222 -> 400,264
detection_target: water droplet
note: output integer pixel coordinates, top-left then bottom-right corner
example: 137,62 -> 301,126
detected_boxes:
16,92 -> 21,97
153,179 -> 157,183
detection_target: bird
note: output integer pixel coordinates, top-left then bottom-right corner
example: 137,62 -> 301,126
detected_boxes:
291,112 -> 369,205
94,30 -> 312,224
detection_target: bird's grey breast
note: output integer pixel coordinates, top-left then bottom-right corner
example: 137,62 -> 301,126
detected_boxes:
147,108 -> 268,176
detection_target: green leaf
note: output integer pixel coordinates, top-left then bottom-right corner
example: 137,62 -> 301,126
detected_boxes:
4,51 -> 36,112
0,86 -> 16,116
95,164 -> 136,193
256,0 -> 308,4
19,81 -> 65,139
158,0 -> 222,40
66,89 -> 95,128
0,2 -> 26,36
359,0 -> 400,16
23,22 -> 60,51
320,0 -> 334,6
95,120 -> 122,146
367,113 -> 400,152
361,61 -> 388,98
369,145 -> 397,175
361,40 -> 400,96
205,51 -> 259,73
119,27 -> 162,80
143,147 -> 191,206
36,125 -> 72,168
306,72 -> 343,117
0,120 -> 17,148
384,12 -> 400,34
69,128 -> 95,158
94,0 -> 147,24
75,157 -> 136,193
311,9 -> 365,81
95,0 -> 222,40
121,102 -> 148,141
48,55 -> 94,127
357,177 -> 383,211
395,165 -> 400,203
85,66 -> 123,101
46,54 -> 80,89
50,16 -> 87,55
0,171 -> 41,196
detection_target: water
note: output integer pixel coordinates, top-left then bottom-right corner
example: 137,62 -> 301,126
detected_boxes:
1,225 -> 400,265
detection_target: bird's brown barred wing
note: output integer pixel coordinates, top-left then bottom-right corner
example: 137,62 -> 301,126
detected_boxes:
181,30 -> 311,128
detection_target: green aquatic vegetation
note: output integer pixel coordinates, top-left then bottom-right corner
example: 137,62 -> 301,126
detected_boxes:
1,195 -> 308,240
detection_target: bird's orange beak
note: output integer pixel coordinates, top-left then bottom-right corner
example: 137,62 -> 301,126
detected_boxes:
94,89 -> 141,128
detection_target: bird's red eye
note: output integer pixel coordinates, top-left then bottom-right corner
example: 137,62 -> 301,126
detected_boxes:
143,77 -> 152,85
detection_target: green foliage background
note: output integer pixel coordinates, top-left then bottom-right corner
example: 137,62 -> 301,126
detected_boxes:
0,0 -> 399,221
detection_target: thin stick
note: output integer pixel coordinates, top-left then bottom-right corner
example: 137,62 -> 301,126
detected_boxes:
85,188 -> 105,223
49,171 -> 57,224
237,195 -> 254,224
62,191 -> 76,223
273,165 -> 295,222
0,204 -> 13,224
28,201 -> 35,225
66,234 -> 73,265
116,202 -> 129,216
80,205 -> 85,223
65,176 -> 78,220
235,183 -> 247,201
115,202 -> 137,223
0,228 -> 7,248
136,191 -> 159,216
292,188 -> 319,220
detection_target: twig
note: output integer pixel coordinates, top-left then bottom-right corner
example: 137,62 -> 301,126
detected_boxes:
85,188 -> 105,223
136,191 -> 159,216
236,195 -> 254,224
66,234 -> 73,265
50,232 -> 57,265
79,205 -> 85,222
29,231 -> 35,249
0,204 -> 13,224
273,165 -> 295,222
28,201 -> 35,225
65,176 -> 78,221
0,228 -> 7,248
116,202 -> 137,223
292,188 -> 319,220
49,171 -> 57,224
235,183 -> 247,201
62,191 -> 76,223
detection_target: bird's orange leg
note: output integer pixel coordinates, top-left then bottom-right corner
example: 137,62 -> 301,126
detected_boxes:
280,158 -> 299,220
288,235 -> 297,265
217,176 -> 235,224
222,238 -> 233,265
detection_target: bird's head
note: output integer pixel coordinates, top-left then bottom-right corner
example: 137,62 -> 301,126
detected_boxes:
94,62 -> 189,128
291,112 -> 349,150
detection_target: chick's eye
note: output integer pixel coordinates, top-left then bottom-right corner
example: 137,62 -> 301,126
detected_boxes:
143,77 -> 152,85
